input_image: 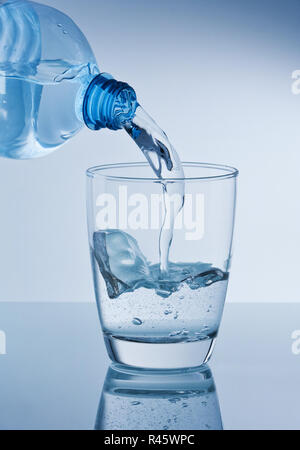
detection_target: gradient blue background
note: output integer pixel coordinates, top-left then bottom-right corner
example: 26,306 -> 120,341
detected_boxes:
0,0 -> 299,303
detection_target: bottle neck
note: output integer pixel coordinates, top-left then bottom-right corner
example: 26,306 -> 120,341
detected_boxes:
83,73 -> 138,131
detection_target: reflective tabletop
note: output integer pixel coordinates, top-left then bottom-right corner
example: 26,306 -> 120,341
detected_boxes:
0,302 -> 299,430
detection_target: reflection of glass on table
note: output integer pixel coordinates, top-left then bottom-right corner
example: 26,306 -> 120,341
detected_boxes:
95,364 -> 223,430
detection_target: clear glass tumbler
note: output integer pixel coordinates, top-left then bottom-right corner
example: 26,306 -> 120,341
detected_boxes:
87,162 -> 238,370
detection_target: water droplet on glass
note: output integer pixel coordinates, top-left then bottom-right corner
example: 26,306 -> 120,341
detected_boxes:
131,401 -> 141,406
164,309 -> 172,315
202,401 -> 207,407
132,317 -> 143,326
63,30 -> 68,34
57,23 -> 62,27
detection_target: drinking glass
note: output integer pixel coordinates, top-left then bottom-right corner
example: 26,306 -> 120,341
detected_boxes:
86,162 -> 238,369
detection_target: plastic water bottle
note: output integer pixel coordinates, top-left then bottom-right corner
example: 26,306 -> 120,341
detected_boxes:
0,0 -> 138,159
0,0 -> 184,273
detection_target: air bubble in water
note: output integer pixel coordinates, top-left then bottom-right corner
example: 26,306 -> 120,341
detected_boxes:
132,317 -> 143,326
168,398 -> 181,404
169,330 -> 182,337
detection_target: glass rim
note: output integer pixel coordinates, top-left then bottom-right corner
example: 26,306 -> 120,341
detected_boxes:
86,162 -> 239,182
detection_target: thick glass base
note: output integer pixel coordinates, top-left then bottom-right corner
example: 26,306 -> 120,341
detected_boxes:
104,336 -> 216,370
